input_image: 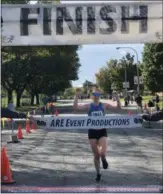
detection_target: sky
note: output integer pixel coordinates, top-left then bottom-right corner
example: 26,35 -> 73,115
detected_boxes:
73,44 -> 144,87
62,1 -> 144,87
30,1 -> 144,87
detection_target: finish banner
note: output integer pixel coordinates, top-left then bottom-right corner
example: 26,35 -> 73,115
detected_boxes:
36,115 -> 142,129
1,1 -> 163,46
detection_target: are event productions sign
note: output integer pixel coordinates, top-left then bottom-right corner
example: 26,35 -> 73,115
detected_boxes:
1,1 -> 163,46
36,115 -> 142,130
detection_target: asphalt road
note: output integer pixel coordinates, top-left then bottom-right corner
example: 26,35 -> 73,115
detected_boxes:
1,100 -> 163,193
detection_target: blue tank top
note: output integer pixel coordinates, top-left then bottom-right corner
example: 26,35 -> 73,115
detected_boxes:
88,102 -> 105,117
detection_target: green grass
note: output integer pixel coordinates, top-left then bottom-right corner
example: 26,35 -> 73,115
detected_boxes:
1,95 -> 61,113
16,105 -> 40,113
120,95 -> 163,109
143,96 -> 163,109
142,96 -> 153,102
2,95 -> 163,112
1,95 -> 42,112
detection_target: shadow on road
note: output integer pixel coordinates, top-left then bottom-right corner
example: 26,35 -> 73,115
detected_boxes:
2,125 -> 162,190
9,166 -> 162,187
5,127 -> 161,188
46,127 -> 163,138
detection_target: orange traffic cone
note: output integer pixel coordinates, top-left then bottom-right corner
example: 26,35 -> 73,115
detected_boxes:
26,122 -> 31,134
17,125 -> 24,139
31,122 -> 37,130
1,147 -> 16,184
55,109 -> 59,116
26,120 -> 29,125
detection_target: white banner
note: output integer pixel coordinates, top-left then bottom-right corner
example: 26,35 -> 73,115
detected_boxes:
35,115 -> 142,129
35,116 -> 47,128
1,2 -> 163,46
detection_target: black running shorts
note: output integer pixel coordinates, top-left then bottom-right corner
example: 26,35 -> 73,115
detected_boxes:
88,129 -> 107,140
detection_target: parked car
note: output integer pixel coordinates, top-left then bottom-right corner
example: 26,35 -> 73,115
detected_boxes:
1,108 -> 27,119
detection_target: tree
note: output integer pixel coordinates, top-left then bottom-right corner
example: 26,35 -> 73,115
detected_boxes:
96,59 -> 122,93
1,47 -> 46,106
83,80 -> 95,95
95,67 -> 112,94
142,43 -> 163,92
2,0 -> 81,106
25,45 -> 80,105
107,59 -> 122,91
118,53 -> 139,91
2,46 -> 81,106
40,76 -> 71,98
26,75 -> 42,105
95,54 -> 139,94
64,88 -> 75,98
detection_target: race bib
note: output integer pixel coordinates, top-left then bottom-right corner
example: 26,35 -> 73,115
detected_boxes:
91,111 -> 103,116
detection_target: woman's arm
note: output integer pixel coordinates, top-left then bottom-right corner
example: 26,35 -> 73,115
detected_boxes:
73,95 -> 89,110
103,95 -> 122,109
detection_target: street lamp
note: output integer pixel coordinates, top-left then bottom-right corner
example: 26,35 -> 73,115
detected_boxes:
116,47 -> 140,94
116,48 -> 128,96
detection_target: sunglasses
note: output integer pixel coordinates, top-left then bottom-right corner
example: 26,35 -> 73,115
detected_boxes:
92,92 -> 101,97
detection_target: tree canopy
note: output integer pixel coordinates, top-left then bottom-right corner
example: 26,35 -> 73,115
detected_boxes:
142,43 -> 163,93
2,45 -> 81,106
83,80 -> 95,95
2,0 -> 81,107
96,53 -> 139,94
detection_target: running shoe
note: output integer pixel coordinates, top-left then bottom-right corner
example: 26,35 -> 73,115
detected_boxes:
95,173 -> 101,182
102,158 -> 108,169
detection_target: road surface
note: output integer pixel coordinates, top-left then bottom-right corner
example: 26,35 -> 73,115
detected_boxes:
1,100 -> 163,193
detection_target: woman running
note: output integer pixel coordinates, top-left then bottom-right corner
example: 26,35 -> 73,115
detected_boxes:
73,88 -> 121,182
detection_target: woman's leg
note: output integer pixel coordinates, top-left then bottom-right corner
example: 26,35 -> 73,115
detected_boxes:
98,137 -> 108,169
89,139 -> 100,174
89,139 -> 101,181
